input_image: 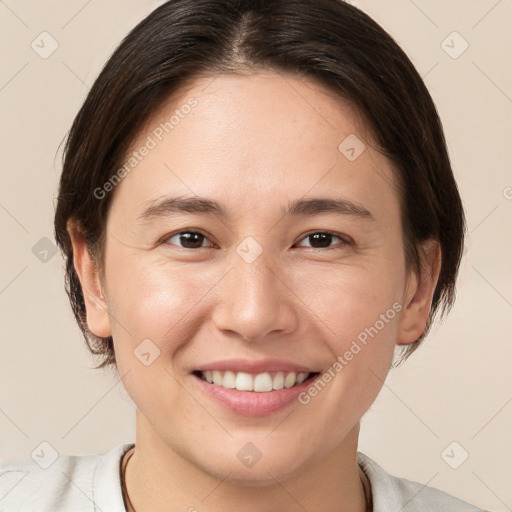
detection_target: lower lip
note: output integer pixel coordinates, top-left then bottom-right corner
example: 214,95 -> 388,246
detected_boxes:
192,373 -> 318,417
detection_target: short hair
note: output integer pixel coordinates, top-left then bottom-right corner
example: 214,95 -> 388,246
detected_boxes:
54,0 -> 465,369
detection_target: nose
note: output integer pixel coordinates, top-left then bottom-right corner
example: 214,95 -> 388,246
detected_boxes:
211,253 -> 298,342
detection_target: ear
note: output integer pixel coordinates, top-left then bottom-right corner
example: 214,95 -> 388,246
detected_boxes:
396,240 -> 441,345
67,220 -> 112,338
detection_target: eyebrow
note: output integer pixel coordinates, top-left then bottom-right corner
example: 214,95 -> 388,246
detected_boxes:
138,195 -> 374,222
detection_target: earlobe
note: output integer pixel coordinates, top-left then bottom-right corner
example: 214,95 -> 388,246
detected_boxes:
396,240 -> 442,346
67,220 -> 112,338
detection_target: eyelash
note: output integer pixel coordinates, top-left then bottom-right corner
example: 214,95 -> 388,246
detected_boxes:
161,229 -> 353,250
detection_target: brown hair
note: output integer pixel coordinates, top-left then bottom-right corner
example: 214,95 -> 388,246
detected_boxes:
54,0 -> 465,369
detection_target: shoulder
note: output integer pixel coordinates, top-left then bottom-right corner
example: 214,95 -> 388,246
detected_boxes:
0,443 -> 133,512
357,452 -> 489,512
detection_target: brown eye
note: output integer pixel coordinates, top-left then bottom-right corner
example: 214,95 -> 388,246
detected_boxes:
164,231 -> 212,249
295,231 -> 350,249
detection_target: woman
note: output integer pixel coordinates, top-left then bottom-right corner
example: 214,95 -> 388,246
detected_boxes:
0,0 -> 489,510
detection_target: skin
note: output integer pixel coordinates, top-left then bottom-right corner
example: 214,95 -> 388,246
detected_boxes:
69,71 -> 441,512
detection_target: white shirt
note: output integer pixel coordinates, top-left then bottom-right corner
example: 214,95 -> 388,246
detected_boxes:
0,443 -> 488,511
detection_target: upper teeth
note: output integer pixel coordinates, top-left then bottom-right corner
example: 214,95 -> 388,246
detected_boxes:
201,371 -> 310,392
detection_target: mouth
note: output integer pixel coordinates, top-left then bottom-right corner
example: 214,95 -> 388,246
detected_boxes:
192,370 -> 321,392
190,358 -> 324,416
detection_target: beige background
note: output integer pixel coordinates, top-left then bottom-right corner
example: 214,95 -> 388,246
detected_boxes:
0,1 -> 511,510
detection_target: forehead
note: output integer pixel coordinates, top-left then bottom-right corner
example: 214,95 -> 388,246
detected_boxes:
108,71 -> 400,223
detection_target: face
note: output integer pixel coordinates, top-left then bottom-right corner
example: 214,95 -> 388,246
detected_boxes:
74,71 -> 434,484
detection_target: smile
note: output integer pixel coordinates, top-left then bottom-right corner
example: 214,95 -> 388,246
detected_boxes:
195,370 -> 319,392
191,359 -> 323,416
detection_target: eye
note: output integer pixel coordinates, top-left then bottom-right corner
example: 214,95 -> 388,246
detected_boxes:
162,230 -> 215,249
294,231 -> 351,249
161,229 -> 351,250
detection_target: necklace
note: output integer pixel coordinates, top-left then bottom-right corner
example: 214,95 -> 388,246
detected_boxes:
359,466 -> 373,512
121,447 -> 372,512
121,447 -> 136,512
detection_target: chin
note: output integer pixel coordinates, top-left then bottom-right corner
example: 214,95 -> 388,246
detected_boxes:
196,446 -> 312,488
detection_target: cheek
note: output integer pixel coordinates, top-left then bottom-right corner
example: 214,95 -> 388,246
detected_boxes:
104,254 -> 217,416
104,251 -> 220,359
292,258 -> 404,346
289,259 -> 403,415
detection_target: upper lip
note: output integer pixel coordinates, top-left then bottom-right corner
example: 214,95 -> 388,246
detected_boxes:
194,358 -> 319,374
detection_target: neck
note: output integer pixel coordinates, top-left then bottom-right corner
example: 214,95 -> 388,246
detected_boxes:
124,411 -> 369,512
